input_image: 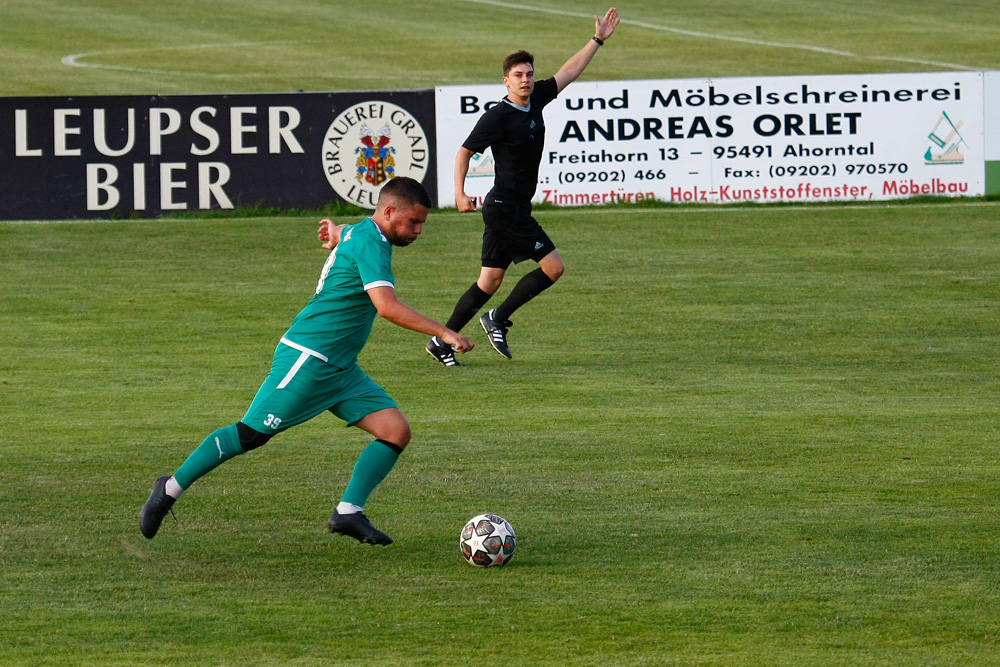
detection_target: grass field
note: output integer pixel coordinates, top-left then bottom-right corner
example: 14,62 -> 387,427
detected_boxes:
3,202 -> 1000,664
2,0 -> 997,96
3,0 -> 1000,664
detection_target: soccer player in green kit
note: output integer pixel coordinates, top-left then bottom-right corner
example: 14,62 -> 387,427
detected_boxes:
140,177 -> 474,545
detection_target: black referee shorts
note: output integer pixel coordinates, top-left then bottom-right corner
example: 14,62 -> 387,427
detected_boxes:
480,195 -> 556,269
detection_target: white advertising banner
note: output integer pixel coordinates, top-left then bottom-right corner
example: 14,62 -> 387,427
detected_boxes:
436,71 -> 984,206
985,71 -> 1000,160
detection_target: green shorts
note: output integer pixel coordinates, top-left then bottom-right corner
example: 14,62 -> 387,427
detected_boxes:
242,341 -> 397,435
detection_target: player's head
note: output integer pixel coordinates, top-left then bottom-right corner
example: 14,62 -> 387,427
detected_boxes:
374,177 -> 431,247
502,51 -> 535,100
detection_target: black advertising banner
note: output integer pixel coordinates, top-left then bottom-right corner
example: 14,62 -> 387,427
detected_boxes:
0,90 -> 436,220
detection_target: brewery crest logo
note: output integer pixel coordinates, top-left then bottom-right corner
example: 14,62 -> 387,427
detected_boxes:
322,101 -> 429,209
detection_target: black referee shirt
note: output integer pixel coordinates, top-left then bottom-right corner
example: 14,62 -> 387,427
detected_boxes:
462,77 -> 559,202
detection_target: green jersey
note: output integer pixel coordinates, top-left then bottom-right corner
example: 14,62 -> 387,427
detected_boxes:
281,219 -> 394,369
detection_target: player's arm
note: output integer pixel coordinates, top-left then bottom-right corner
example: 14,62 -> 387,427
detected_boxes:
454,146 -> 477,212
553,7 -> 620,93
367,286 -> 474,353
318,218 -> 347,249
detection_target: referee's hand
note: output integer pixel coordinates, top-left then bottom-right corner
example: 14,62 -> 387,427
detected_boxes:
456,193 -> 477,213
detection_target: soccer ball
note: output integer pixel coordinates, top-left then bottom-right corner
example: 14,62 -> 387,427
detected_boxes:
460,513 -> 516,567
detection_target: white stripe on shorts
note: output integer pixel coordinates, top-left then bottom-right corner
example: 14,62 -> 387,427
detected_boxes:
279,336 -> 329,362
276,337 -> 329,389
277,351 -> 309,389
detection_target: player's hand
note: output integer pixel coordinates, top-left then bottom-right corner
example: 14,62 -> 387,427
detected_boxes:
441,330 -> 475,354
456,193 -> 477,213
595,7 -> 620,40
318,219 -> 345,249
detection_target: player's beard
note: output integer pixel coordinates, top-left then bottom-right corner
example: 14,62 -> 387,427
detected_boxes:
387,233 -> 415,247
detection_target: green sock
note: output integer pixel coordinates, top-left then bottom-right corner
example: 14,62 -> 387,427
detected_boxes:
341,440 -> 402,508
173,424 -> 244,490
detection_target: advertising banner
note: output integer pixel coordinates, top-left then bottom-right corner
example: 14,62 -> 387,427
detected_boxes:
0,90 -> 436,220
985,70 -> 1000,195
436,71 -> 985,206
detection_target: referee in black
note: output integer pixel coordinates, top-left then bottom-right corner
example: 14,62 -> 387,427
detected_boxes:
426,7 -> 621,365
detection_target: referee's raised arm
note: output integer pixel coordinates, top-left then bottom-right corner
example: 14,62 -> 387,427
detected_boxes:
553,7 -> 621,92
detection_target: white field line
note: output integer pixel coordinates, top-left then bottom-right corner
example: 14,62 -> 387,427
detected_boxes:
461,0 -> 979,72
62,41 -> 302,76
61,3 -> 978,76
4,200 -> 997,225
62,40 -> 473,82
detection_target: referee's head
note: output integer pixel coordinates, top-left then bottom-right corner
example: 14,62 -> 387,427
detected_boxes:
502,50 -> 534,77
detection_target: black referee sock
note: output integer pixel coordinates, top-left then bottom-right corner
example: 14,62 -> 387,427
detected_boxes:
495,268 -> 554,322
445,283 -> 493,332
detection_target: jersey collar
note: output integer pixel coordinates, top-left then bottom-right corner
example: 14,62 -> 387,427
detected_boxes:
502,97 -> 531,112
